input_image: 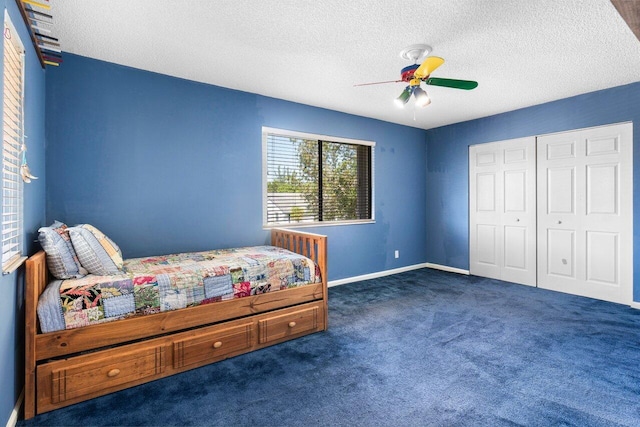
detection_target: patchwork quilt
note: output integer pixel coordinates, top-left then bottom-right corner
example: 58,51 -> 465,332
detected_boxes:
37,245 -> 322,333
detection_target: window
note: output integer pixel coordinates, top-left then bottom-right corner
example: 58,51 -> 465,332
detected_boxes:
263,127 -> 374,227
2,14 -> 25,272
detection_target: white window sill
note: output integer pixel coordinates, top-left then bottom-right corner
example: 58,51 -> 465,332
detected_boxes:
263,219 -> 375,229
3,256 -> 27,275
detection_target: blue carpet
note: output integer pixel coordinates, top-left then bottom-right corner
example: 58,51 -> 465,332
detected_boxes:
20,268 -> 640,426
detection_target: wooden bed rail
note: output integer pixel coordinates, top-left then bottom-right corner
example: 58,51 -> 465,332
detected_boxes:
25,250 -> 47,420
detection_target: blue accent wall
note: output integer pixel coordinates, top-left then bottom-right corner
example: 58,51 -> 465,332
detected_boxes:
425,81 -> 640,301
0,0 -> 47,425
45,54 -> 428,282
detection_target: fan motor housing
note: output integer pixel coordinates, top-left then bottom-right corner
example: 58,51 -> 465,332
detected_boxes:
400,64 -> 420,82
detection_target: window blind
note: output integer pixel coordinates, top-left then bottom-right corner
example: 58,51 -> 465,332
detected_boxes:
2,18 -> 24,270
264,129 -> 373,226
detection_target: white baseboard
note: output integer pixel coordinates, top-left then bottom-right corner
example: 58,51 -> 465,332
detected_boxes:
6,388 -> 23,427
630,302 -> 640,310
328,263 -> 428,287
425,263 -> 470,275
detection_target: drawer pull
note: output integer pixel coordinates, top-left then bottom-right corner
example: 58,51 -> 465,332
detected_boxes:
288,321 -> 296,328
107,368 -> 121,378
212,341 -> 223,349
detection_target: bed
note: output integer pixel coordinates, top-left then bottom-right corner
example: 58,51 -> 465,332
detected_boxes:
24,228 -> 327,419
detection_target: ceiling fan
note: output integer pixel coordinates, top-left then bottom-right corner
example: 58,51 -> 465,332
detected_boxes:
354,44 -> 478,108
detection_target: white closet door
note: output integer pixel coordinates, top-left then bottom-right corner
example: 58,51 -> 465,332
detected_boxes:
537,122 -> 633,304
469,137 -> 536,286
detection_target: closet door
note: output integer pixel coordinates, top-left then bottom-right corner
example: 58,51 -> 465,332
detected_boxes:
537,123 -> 632,304
469,137 -> 536,286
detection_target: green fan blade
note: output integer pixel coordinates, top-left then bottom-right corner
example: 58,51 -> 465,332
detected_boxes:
426,77 -> 478,90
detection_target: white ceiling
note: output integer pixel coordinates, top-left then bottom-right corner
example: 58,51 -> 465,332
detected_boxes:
50,0 -> 640,130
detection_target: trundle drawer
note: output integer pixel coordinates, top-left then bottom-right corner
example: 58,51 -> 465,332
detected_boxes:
42,344 -> 165,406
173,323 -> 253,369
258,304 -> 320,344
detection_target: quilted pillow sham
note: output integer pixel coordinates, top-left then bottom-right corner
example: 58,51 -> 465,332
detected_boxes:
68,224 -> 124,275
38,221 -> 87,279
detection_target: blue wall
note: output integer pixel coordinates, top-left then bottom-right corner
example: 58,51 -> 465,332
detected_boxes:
45,54 -> 428,282
425,81 -> 640,301
0,0 -> 47,425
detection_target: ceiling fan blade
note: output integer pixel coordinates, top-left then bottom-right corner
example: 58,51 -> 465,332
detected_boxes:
413,56 -> 444,79
426,77 -> 478,90
353,80 -> 403,87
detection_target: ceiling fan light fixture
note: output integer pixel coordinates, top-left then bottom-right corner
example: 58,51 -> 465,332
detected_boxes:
413,87 -> 431,107
394,86 -> 412,108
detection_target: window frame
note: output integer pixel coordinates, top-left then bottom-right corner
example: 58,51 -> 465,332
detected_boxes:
2,11 -> 26,274
262,127 -> 375,228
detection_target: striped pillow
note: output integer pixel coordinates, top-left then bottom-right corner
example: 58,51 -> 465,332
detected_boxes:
38,221 -> 88,279
68,224 -> 124,275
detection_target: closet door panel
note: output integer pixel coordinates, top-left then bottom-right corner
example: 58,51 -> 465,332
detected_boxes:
546,229 -> 575,278
470,137 -> 536,286
546,167 -> 575,214
469,144 -> 503,280
476,225 -> 498,267
586,164 -> 618,215
586,231 -> 618,285
537,122 -> 632,304
504,226 -> 527,270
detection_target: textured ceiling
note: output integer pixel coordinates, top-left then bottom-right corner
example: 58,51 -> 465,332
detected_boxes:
50,0 -> 640,130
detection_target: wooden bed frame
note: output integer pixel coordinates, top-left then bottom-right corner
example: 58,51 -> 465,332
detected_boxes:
24,228 -> 327,419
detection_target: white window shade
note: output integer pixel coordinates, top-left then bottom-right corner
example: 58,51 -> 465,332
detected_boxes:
2,13 -> 25,271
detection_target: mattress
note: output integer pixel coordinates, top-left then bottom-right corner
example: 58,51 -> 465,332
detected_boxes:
37,245 -> 322,333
